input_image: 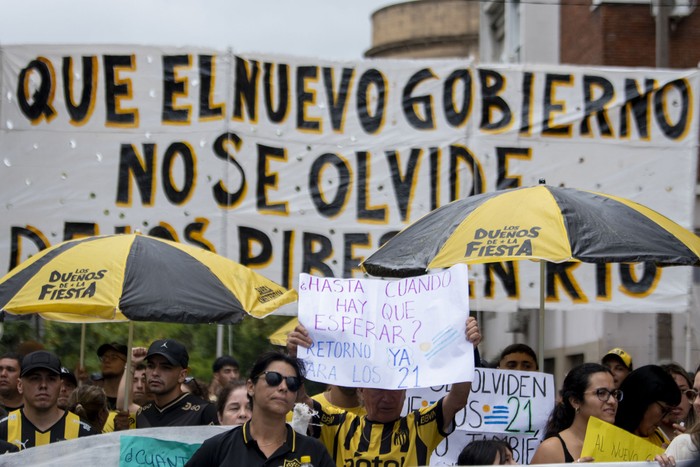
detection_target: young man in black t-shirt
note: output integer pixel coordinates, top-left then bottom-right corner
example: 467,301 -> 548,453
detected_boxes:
136,339 -> 218,427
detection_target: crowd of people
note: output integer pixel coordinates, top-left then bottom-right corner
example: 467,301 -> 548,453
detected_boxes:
0,318 -> 699,467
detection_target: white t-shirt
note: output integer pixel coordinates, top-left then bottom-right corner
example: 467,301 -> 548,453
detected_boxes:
665,434 -> 699,461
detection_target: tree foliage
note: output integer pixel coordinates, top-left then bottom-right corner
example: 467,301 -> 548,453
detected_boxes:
0,314 -> 293,385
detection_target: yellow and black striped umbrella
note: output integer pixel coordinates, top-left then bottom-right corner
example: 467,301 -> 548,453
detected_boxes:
268,317 -> 299,347
362,184 -> 700,278
0,233 -> 297,324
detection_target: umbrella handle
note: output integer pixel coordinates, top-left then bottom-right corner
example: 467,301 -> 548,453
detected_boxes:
123,322 -> 134,413
80,324 -> 86,369
538,261 -> 545,372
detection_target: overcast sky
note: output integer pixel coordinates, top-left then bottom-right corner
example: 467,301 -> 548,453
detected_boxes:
0,0 -> 399,60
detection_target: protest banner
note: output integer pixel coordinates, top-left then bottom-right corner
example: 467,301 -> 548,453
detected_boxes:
119,435 -> 202,467
0,426 -> 229,467
581,416 -> 665,462
297,264 -> 474,388
1,45 -> 698,315
0,425 -> 685,467
402,368 -> 554,464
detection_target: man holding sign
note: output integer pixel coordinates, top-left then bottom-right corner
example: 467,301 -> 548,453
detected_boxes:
287,264 -> 482,466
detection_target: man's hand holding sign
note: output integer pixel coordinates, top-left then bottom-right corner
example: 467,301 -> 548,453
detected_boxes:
286,264 -> 483,466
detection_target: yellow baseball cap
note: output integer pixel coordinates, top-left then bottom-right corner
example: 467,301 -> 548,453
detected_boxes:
602,347 -> 633,370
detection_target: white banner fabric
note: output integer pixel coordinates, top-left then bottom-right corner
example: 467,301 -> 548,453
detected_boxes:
1,45 -> 698,314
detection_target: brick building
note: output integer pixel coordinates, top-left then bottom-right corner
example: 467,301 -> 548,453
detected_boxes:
560,0 -> 700,68
367,0 -> 700,381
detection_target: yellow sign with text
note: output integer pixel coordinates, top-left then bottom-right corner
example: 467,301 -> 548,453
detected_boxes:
581,417 -> 665,462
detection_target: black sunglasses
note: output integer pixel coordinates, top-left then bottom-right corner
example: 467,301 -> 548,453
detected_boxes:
257,370 -> 302,392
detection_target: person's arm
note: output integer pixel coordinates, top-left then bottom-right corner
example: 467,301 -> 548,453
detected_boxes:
116,346 -> 147,414
441,316 -> 481,432
286,324 -> 314,409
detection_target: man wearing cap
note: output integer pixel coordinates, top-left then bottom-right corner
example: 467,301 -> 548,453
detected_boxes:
0,350 -> 94,450
136,339 -> 218,427
0,353 -> 23,414
97,342 -> 128,410
208,355 -> 240,402
602,347 -> 633,388
57,367 -> 78,410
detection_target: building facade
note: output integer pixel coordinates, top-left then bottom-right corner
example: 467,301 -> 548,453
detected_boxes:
367,0 -> 700,384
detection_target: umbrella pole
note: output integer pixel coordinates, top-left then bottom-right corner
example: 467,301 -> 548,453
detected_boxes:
123,321 -> 134,413
80,323 -> 86,370
538,261 -> 545,371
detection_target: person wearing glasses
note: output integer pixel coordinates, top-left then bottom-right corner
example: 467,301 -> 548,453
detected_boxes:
96,342 -> 128,410
665,364 -> 700,460
615,365 -> 680,451
135,339 -> 218,427
185,351 -> 334,467
659,363 -> 695,442
690,364 -> 700,422
531,363 -> 620,464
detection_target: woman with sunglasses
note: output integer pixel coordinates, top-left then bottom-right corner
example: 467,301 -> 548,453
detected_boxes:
659,363 -> 695,442
531,363 -> 620,464
666,364 -> 700,461
185,351 -> 334,467
690,363 -> 700,422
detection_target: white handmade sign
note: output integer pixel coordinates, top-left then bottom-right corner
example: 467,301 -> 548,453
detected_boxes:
402,368 -> 555,464
297,264 -> 474,388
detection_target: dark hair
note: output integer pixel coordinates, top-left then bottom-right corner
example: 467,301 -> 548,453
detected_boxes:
216,380 -> 249,416
544,363 -> 611,438
0,353 -> 22,369
457,439 -> 513,465
248,351 -> 305,404
134,362 -> 146,372
213,355 -> 239,373
68,385 -> 108,432
497,343 -> 538,370
660,362 -> 696,428
249,351 -> 305,381
615,364 -> 681,434
183,376 -> 210,400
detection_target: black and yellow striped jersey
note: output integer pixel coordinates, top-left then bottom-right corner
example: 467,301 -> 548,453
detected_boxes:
0,409 -> 95,450
312,397 -> 450,466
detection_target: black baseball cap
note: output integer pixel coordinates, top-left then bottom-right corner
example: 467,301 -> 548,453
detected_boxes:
146,339 -> 189,368
60,367 -> 78,387
97,342 -> 128,358
21,351 -> 62,377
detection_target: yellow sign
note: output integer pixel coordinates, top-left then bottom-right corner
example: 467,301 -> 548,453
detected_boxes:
581,417 -> 665,462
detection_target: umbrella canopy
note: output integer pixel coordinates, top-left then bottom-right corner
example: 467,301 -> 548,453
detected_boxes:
268,317 -> 299,346
0,233 -> 297,324
362,184 -> 700,278
361,184 -> 700,370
